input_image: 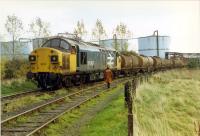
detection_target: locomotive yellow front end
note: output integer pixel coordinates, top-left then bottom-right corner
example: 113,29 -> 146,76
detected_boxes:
27,37 -> 77,89
29,47 -> 63,73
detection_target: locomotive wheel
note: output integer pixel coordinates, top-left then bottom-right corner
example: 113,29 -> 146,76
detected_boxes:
37,74 -> 48,90
62,76 -> 72,88
54,78 -> 62,89
80,75 -> 86,84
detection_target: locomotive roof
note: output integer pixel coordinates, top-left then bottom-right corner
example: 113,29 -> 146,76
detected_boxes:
45,36 -> 116,52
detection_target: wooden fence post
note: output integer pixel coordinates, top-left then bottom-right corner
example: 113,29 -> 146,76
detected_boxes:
124,81 -> 134,136
140,75 -> 143,84
132,78 -> 137,98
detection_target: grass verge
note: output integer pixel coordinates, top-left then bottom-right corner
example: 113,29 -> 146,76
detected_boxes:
134,68 -> 200,136
40,84 -> 126,136
79,68 -> 200,136
80,89 -> 127,136
1,78 -> 37,96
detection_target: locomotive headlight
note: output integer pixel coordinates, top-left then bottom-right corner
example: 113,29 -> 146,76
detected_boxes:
51,55 -> 58,63
29,55 -> 36,62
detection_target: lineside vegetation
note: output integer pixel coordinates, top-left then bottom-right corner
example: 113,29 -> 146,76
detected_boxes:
81,69 -> 200,136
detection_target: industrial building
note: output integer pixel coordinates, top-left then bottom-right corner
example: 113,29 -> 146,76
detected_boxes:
0,37 -> 48,59
99,39 -> 128,51
138,35 -> 170,58
0,41 -> 33,59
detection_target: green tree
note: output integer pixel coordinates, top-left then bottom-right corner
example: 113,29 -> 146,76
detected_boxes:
74,20 -> 87,39
29,17 -> 51,38
5,14 -> 23,55
92,19 -> 107,42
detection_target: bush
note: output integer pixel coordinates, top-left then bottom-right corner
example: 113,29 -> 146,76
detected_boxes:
2,59 -> 30,79
1,59 -> 7,79
188,58 -> 200,68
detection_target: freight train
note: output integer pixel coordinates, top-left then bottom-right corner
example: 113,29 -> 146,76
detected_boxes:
27,36 -> 186,89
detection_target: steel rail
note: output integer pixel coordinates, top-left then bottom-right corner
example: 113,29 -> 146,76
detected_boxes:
26,85 -> 117,136
2,77 -> 133,136
1,80 -> 106,102
1,89 -> 41,101
1,82 -> 105,124
1,77 -> 130,136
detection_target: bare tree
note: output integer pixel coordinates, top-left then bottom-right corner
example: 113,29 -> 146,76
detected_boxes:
29,17 -> 51,38
112,34 -> 120,51
74,20 -> 87,39
5,14 -> 23,55
92,19 -> 107,42
114,22 -> 132,39
113,22 -> 132,51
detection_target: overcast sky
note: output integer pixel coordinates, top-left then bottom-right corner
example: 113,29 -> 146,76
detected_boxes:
0,0 -> 200,53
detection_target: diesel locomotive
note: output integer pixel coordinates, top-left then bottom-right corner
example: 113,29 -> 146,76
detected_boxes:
27,36 -> 186,89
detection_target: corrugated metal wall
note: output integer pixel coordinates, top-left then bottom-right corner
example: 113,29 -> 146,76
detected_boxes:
99,39 -> 129,51
0,41 -> 33,59
0,38 -> 48,59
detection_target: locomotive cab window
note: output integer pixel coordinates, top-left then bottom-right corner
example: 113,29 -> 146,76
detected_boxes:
80,52 -> 87,64
42,38 -> 71,52
60,40 -> 70,50
43,40 -> 51,47
51,39 -> 60,48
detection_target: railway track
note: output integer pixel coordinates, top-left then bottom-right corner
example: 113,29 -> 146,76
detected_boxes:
1,89 -> 42,102
1,77 -> 131,136
1,80 -> 108,103
1,81 -> 104,114
1,82 -> 105,123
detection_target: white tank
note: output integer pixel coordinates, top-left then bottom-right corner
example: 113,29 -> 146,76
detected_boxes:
138,36 -> 170,58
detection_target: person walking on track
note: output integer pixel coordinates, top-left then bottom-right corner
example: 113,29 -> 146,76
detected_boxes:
104,66 -> 113,88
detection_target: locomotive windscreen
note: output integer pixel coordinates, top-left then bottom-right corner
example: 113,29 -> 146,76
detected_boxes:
42,38 -> 71,51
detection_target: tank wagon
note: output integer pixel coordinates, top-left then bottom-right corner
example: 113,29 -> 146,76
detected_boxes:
120,54 -> 155,74
173,58 -> 185,68
152,56 -> 162,70
27,36 -> 186,89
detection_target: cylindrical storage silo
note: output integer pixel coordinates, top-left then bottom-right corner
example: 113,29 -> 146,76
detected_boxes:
138,36 -> 170,58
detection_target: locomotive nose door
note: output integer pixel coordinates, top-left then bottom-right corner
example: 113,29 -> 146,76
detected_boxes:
36,48 -> 51,72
